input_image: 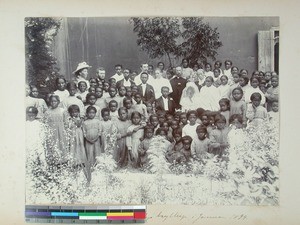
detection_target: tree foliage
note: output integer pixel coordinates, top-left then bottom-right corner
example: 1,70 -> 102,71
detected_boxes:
25,18 -> 62,96
179,17 -> 223,66
130,17 -> 181,66
130,17 -> 222,67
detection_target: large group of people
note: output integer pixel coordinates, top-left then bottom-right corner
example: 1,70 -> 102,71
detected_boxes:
25,58 -> 279,182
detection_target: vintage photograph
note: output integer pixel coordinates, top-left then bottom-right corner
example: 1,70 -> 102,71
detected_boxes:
25,17 -> 279,205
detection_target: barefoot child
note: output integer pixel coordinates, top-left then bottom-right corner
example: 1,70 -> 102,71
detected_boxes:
126,112 -> 146,168
82,106 -> 102,168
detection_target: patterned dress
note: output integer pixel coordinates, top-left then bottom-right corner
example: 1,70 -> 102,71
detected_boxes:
43,107 -> 69,165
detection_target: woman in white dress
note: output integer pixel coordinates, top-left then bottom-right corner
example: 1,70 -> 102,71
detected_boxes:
179,82 -> 200,112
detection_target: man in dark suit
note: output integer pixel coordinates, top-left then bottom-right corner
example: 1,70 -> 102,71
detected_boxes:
116,68 -> 135,89
155,86 -> 176,114
137,72 -> 155,104
170,66 -> 187,109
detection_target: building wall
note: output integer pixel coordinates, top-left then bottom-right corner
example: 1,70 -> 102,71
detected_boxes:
53,17 -> 279,80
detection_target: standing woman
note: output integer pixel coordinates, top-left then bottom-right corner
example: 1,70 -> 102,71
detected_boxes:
73,62 -> 92,89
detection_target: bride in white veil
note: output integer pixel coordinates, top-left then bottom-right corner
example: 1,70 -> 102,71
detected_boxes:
179,82 -> 200,112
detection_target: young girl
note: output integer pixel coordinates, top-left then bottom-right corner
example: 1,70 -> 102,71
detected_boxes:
244,77 -> 266,105
102,82 -> 110,99
218,75 -> 231,99
89,78 -> 98,89
100,108 -> 117,155
53,77 -> 69,104
198,76 -> 220,111
223,60 -> 233,78
85,93 -> 101,119
239,76 -> 252,103
246,92 -> 268,126
76,81 -> 88,103
62,82 -> 85,118
114,107 -> 132,167
29,85 -> 47,119
265,76 -> 279,111
108,100 -> 119,122
137,126 -> 154,168
26,106 -> 47,168
230,87 -> 247,127
43,95 -> 69,166
268,101 -> 279,122
209,115 -> 229,157
67,105 -> 90,182
126,111 -> 147,168
204,62 -> 214,77
95,87 -> 106,110
212,68 -> 222,87
82,106 -> 102,168
105,87 -> 118,108
219,98 -> 230,126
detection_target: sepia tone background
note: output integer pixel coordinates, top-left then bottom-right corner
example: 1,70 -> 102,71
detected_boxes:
53,17 -> 279,79
0,0 -> 299,225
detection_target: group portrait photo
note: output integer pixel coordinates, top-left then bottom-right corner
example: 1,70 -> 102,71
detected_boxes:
25,17 -> 279,205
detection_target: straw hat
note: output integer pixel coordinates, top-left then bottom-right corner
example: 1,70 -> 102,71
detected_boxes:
73,62 -> 92,74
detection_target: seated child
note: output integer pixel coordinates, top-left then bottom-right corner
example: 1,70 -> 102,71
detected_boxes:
179,112 -> 188,129
191,125 -> 211,161
149,114 -> 160,134
180,135 -> 193,162
246,92 -> 268,126
138,126 -> 154,167
209,115 -> 229,157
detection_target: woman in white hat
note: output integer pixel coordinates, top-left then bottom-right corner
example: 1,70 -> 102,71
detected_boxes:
73,62 -> 92,89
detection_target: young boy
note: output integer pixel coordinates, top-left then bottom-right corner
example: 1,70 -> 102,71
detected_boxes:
191,125 -> 211,160
180,135 -> 193,162
123,97 -> 134,119
132,93 -> 148,121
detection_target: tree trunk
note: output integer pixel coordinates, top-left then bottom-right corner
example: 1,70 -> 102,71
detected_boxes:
166,52 -> 172,68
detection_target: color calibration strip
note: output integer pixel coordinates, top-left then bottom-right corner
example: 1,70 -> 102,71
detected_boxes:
25,205 -> 146,223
